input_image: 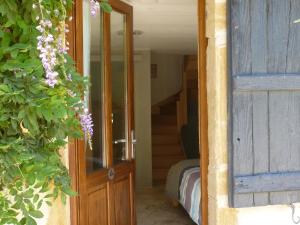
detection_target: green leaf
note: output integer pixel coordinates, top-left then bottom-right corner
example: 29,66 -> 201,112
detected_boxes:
61,193 -> 66,205
18,109 -> 26,120
20,217 -> 27,225
0,84 -> 10,93
100,2 -> 112,13
3,20 -> 15,27
41,107 -> 52,122
23,189 -> 34,198
26,216 -> 37,225
29,210 -> 43,219
55,106 -> 67,119
33,194 -> 39,203
4,0 -> 18,12
12,200 -> 21,210
36,200 -> 43,209
10,49 -> 19,58
27,175 -> 35,186
45,201 -> 53,207
62,186 -> 77,196
26,110 -> 39,132
6,43 -> 31,52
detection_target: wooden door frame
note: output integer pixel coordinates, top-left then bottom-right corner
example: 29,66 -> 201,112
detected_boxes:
68,1 -> 134,225
68,0 -> 208,225
67,1 -> 82,224
198,1 -> 209,225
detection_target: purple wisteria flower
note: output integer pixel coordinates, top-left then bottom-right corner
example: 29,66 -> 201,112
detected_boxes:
34,3 -> 95,146
67,73 -> 72,81
36,20 -> 59,87
80,110 -> 94,138
57,36 -> 69,54
90,0 -> 100,16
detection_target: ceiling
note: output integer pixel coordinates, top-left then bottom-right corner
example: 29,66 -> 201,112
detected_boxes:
123,0 -> 198,54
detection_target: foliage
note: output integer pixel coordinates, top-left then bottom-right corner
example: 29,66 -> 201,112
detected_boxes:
0,0 -> 111,224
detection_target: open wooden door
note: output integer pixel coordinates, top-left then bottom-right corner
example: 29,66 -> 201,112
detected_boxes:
198,0 -> 208,225
69,0 -> 135,225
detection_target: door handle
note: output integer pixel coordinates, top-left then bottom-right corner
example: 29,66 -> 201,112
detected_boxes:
113,139 -> 126,144
131,130 -> 137,159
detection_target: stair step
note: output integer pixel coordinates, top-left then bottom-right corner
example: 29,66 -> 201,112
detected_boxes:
152,134 -> 180,145
152,115 -> 177,125
152,155 -> 185,169
153,168 -> 169,181
151,97 -> 181,184
152,145 -> 183,156
152,125 -> 178,134
160,105 -> 177,115
153,180 -> 166,186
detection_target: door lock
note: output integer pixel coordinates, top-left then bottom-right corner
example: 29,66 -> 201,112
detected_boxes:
108,168 -> 115,180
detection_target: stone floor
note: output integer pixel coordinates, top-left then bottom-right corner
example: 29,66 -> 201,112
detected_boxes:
136,186 -> 195,225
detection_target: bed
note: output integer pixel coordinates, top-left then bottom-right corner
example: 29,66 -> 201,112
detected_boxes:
165,159 -> 201,224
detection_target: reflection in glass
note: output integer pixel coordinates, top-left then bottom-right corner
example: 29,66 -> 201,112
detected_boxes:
111,11 -> 128,164
83,0 -> 104,173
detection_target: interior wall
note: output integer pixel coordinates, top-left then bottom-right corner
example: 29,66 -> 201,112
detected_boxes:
134,50 -> 152,188
206,0 -> 300,225
151,53 -> 184,105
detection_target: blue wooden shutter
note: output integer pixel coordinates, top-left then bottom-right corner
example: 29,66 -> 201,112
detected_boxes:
229,0 -> 300,207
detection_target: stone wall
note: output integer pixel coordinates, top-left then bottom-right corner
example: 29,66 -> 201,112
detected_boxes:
206,1 -> 300,225
206,0 -> 237,224
39,148 -> 70,225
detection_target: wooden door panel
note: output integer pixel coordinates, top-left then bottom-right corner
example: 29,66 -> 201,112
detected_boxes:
88,187 -> 109,225
71,0 -> 135,224
113,177 -> 131,225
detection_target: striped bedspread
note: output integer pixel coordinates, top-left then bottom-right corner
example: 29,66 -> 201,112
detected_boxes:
179,166 -> 201,224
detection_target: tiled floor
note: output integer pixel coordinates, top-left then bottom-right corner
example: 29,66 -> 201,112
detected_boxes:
136,186 -> 195,225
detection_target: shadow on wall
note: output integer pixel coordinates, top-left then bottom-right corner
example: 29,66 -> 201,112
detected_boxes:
134,50 -> 152,188
151,53 -> 184,105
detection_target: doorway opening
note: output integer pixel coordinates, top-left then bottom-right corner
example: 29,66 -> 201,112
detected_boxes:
68,0 -> 208,225
130,0 -> 207,225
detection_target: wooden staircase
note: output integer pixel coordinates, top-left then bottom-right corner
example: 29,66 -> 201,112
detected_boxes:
152,101 -> 186,185
151,55 -> 197,185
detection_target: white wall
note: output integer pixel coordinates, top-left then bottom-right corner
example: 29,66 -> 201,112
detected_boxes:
151,53 -> 184,105
237,204 -> 300,225
134,50 -> 152,188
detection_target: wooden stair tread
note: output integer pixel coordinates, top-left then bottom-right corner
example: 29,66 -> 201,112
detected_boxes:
151,95 -> 185,184
152,134 -> 180,144
152,115 -> 177,125
152,155 -> 185,169
152,145 -> 183,156
152,125 -> 178,134
159,102 -> 177,115
153,168 -> 169,180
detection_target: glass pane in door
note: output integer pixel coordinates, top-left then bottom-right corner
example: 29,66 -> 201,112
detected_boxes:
83,0 -> 104,173
111,11 -> 128,164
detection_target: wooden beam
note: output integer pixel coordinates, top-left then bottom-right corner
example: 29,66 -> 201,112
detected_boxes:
198,0 -> 209,225
234,172 -> 300,194
233,74 -> 300,91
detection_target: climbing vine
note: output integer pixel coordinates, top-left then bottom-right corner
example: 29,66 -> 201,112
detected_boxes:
0,0 -> 111,224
